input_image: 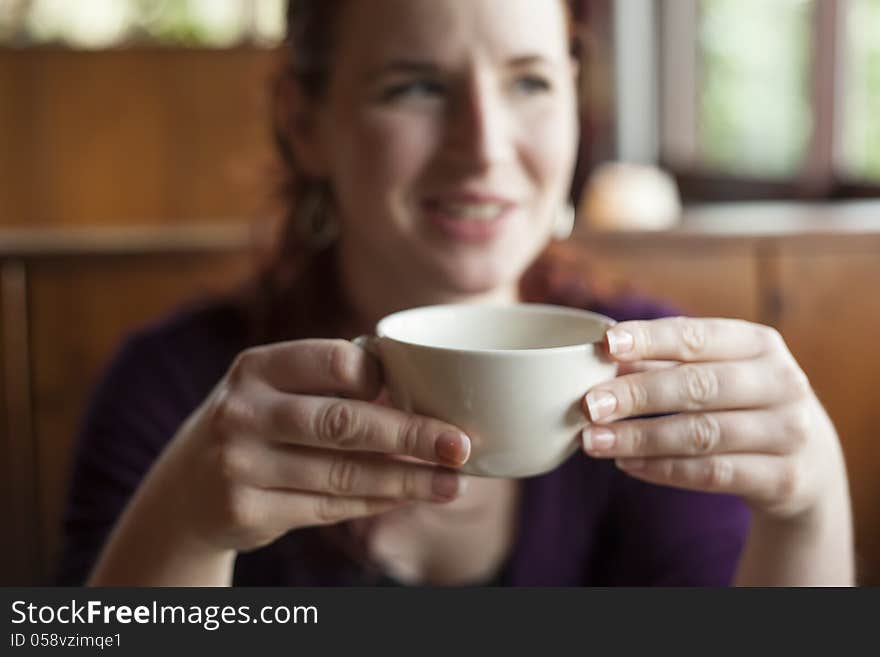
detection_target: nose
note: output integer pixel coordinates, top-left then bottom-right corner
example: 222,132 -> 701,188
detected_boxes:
443,72 -> 514,171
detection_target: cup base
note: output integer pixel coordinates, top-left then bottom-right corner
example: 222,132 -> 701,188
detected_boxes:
458,440 -> 580,478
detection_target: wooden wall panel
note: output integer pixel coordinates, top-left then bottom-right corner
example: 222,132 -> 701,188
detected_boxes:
28,251 -> 252,582
0,260 -> 40,585
0,268 -> 6,537
0,52 -> 36,226
775,240 -> 880,586
163,49 -> 278,222
32,50 -> 169,225
0,48 -> 277,228
572,238 -> 762,322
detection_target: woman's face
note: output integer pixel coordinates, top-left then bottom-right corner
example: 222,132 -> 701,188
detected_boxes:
310,0 -> 579,296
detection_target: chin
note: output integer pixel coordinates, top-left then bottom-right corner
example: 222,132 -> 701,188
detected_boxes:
429,250 -> 531,297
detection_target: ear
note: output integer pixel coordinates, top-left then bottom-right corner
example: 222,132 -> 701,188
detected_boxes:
275,75 -> 331,178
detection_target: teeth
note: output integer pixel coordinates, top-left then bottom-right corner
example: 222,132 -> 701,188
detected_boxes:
435,203 -> 505,221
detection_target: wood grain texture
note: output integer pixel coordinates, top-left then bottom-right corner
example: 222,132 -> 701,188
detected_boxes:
27,251 -> 252,582
0,260 -> 40,585
0,52 -> 36,226
570,237 -> 762,321
774,241 -> 880,586
0,48 -> 277,227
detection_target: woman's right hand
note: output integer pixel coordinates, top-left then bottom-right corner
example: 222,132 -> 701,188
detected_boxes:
134,339 -> 472,555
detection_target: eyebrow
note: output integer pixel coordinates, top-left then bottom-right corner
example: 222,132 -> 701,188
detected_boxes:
366,59 -> 441,81
507,54 -> 553,68
367,54 -> 555,80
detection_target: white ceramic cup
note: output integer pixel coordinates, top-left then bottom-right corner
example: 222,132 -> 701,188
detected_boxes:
355,303 -> 618,478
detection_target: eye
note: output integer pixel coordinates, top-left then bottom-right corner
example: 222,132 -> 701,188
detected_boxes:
381,79 -> 446,102
512,74 -> 552,95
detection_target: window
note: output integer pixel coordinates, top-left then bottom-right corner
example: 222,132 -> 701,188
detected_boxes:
839,0 -> 880,182
659,0 -> 880,199
0,0 -> 286,49
698,0 -> 814,178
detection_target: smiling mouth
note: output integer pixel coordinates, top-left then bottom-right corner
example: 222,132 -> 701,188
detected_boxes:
422,201 -> 511,222
419,199 -> 516,243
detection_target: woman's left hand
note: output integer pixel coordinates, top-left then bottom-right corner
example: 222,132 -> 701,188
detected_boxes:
581,316 -> 844,522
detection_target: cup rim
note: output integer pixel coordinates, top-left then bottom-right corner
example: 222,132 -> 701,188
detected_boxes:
374,302 -> 616,355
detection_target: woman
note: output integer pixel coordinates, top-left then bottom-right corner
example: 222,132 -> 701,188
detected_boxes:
58,0 -> 853,586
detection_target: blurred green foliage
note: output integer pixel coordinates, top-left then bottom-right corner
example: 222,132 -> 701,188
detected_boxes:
843,0 -> 880,181
0,0 -> 284,49
698,0 -> 814,178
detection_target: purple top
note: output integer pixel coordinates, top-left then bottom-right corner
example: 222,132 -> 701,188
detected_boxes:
56,251 -> 751,586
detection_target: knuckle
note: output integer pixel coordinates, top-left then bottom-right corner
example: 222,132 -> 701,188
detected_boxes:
227,348 -> 262,387
207,387 -> 255,439
629,321 -> 652,355
677,317 -> 708,357
774,459 -> 803,505
325,340 -> 359,387
399,466 -> 421,498
624,423 -> 647,455
659,459 -> 676,480
703,457 -> 734,489
689,414 -> 721,454
397,415 -> 426,456
681,365 -> 719,408
317,401 -> 359,447
327,456 -> 360,494
224,486 -> 261,529
216,441 -> 248,483
782,405 -> 812,450
759,325 -> 786,353
620,378 -> 649,414
313,495 -> 350,524
778,361 -> 811,398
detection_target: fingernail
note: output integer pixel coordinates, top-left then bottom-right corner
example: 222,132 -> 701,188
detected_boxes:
431,471 -> 462,500
616,458 -> 645,470
582,426 -> 616,452
435,432 -> 471,466
585,390 -> 617,421
606,329 -> 634,355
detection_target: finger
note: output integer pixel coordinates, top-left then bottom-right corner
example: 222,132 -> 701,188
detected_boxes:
616,360 -> 679,375
604,317 -> 782,363
228,339 -> 382,399
583,357 -> 810,423
225,442 -> 466,503
258,390 -> 471,466
582,405 -> 811,459
613,453 -> 802,511
257,488 -> 413,529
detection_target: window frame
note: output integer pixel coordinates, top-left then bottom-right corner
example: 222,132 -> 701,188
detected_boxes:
657,0 -> 880,201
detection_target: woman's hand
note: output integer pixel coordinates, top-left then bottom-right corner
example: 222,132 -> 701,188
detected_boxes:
580,317 -> 846,523
166,339 -> 471,552
91,339 -> 471,585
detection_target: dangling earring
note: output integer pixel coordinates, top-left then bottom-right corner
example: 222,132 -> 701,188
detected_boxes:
552,202 -> 576,241
300,181 -> 339,248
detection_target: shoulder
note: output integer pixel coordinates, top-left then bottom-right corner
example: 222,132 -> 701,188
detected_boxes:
129,294 -> 251,359
87,295 -> 251,432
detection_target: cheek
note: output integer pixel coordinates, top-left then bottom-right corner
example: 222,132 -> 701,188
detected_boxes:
335,111 -> 440,207
519,102 -> 579,194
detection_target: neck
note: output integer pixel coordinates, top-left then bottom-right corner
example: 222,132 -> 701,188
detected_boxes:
335,237 -> 520,333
